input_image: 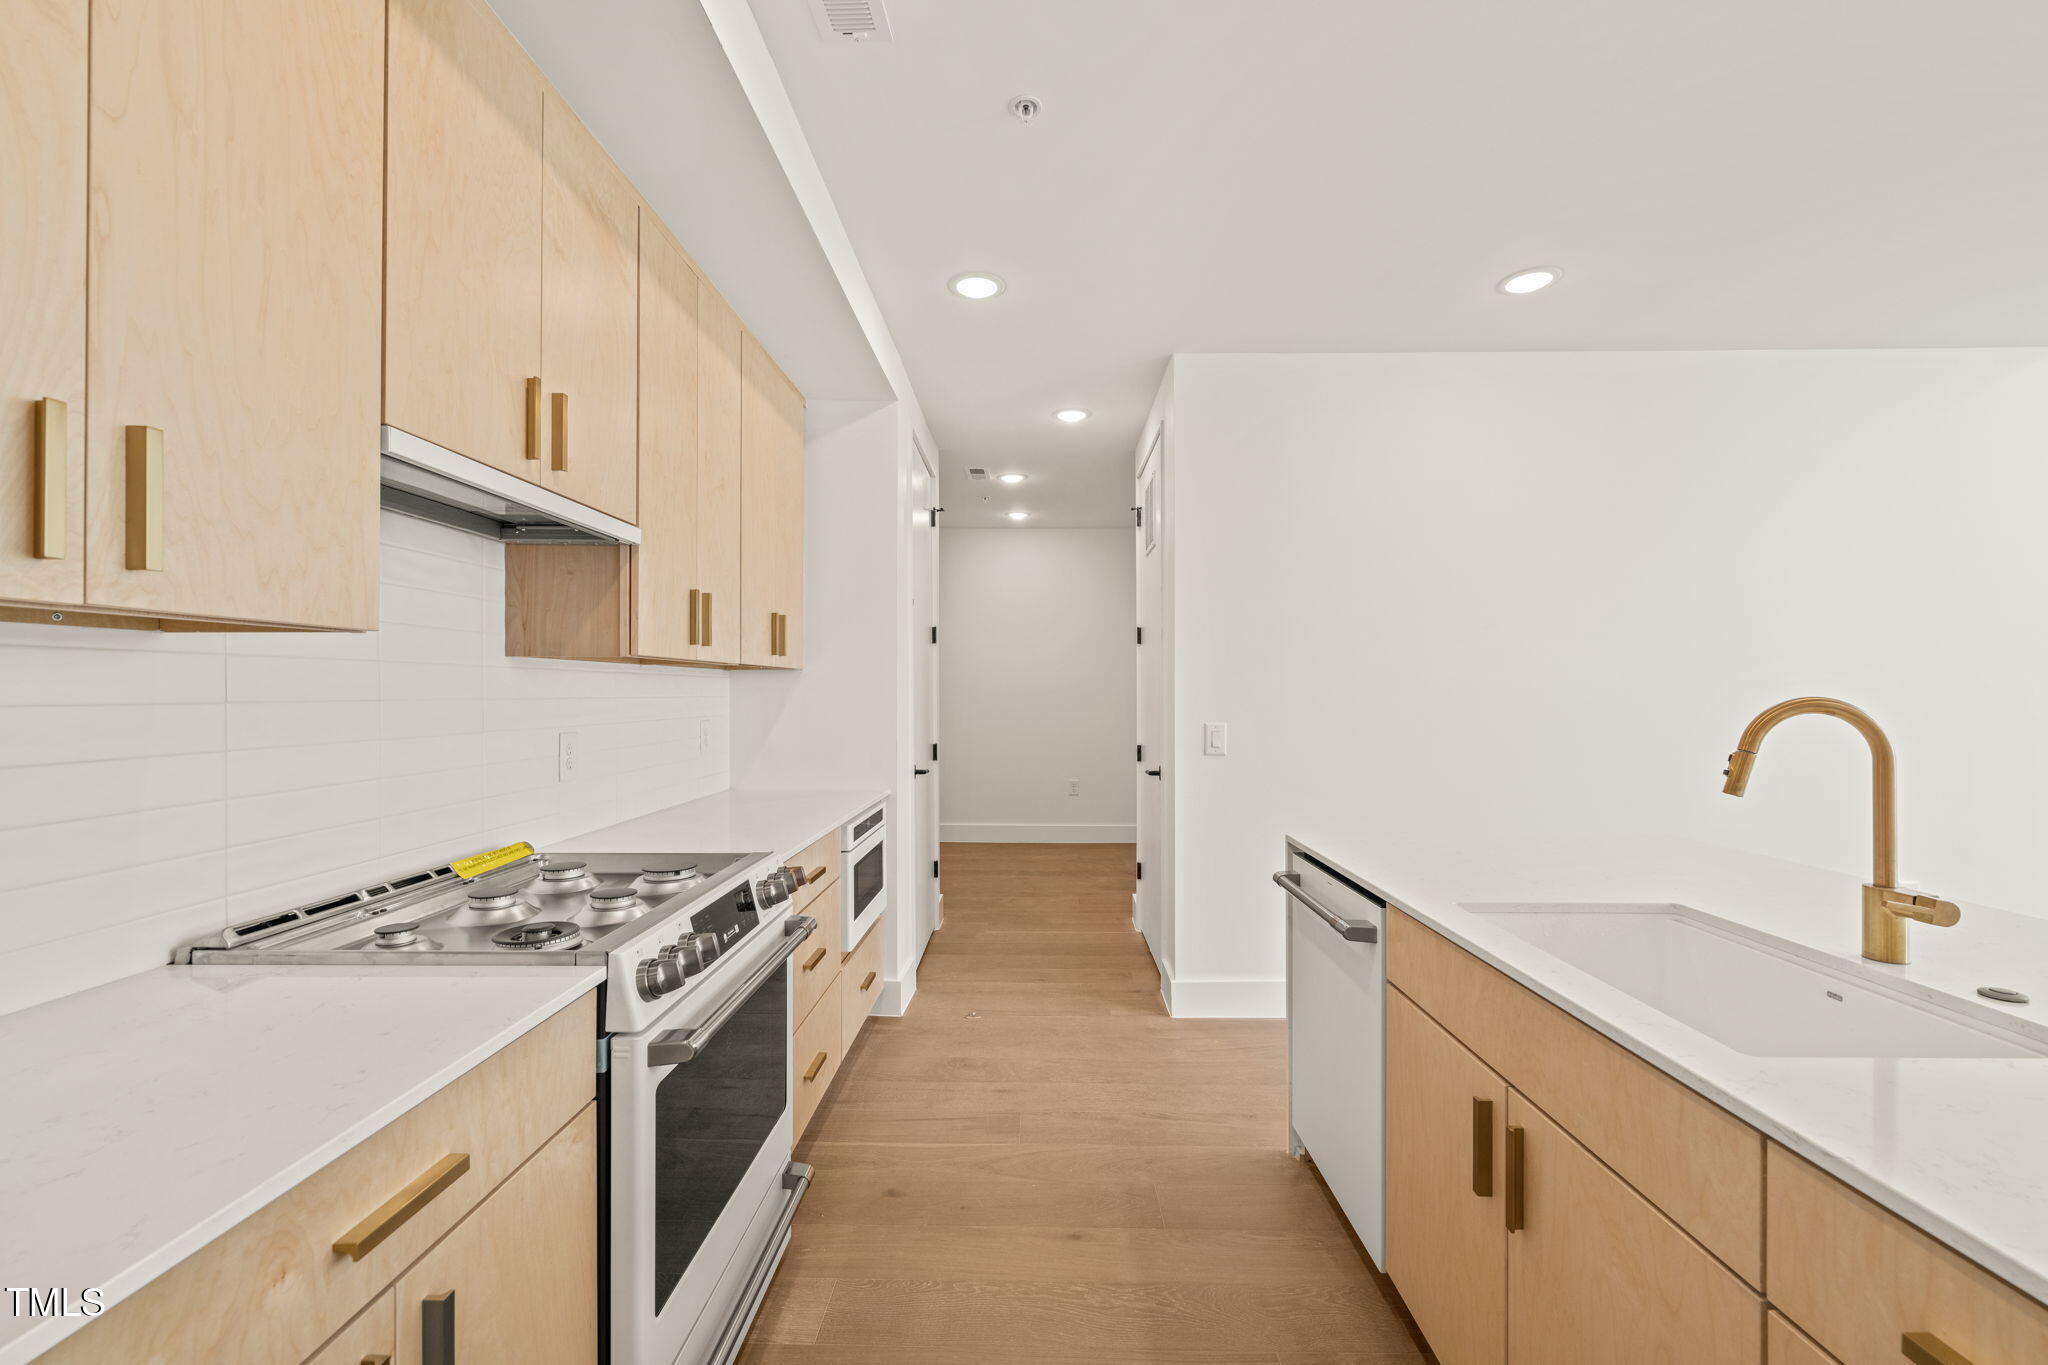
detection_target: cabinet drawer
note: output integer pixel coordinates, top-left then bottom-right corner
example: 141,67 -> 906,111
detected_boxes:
794,974 -> 845,1141
842,914 -> 885,1047
1767,1311 -> 1836,1365
307,1289 -> 395,1364
791,829 -> 841,915
1389,911 -> 1763,1285
1767,1143 -> 2048,1365
42,992 -> 596,1365
794,889 -> 844,1024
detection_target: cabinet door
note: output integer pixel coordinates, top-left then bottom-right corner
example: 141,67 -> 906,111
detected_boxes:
694,285 -> 744,664
1765,1312 -> 1835,1365
1386,988 -> 1507,1365
308,1290 -> 395,1365
633,210 -> 700,661
0,0 -> 86,607
1506,1094 -> 1761,1365
87,0 -> 382,630
793,975 -> 844,1141
739,333 -> 804,667
395,1104 -> 598,1365
386,0 -> 545,478
540,94 -> 638,522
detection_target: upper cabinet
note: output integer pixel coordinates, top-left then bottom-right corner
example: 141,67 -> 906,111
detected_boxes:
695,285 -> 746,665
386,0 -> 545,478
740,335 -> 805,667
84,0 -> 383,629
0,0 -> 87,611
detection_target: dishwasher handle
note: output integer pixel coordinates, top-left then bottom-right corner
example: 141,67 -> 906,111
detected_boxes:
1273,871 -> 1379,943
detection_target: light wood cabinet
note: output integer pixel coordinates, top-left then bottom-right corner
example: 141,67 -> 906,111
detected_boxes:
385,0 -> 545,480
795,889 -> 846,1026
842,920 -> 884,1048
793,973 -> 845,1141
632,210 -> 704,661
1507,1095 -> 1760,1365
1766,1312 -> 1835,1365
1386,988 -> 1507,1365
740,333 -> 805,667
791,829 -> 842,917
308,1290 -> 396,1365
539,94 -> 638,521
394,1104 -> 599,1365
83,0 -> 383,630
695,286 -> 745,665
0,0 -> 87,609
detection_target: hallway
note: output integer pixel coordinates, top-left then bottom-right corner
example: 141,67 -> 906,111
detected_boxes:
740,843 -> 1431,1363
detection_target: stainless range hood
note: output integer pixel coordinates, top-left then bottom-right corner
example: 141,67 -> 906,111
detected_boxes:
379,425 -> 640,546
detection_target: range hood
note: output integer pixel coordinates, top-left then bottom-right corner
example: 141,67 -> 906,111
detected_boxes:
379,425 -> 639,546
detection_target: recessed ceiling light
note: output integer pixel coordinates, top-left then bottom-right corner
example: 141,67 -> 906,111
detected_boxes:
1497,267 -> 1562,295
1053,408 -> 1090,424
949,272 -> 1006,300
1007,510 -> 1030,521
998,473 -> 1026,484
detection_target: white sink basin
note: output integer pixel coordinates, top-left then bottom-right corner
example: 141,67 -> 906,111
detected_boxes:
1465,904 -> 2045,1060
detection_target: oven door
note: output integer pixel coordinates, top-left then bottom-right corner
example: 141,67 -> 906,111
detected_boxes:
609,917 -> 814,1365
842,822 -> 887,950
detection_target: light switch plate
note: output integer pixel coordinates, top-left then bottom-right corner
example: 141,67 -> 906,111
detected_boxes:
558,730 -> 581,780
1067,779 -> 1080,796
1203,722 -> 1229,756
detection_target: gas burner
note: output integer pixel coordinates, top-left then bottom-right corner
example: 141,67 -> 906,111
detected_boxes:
491,920 -> 583,951
636,863 -> 703,893
578,888 -> 644,926
445,887 -> 536,927
371,920 -> 438,951
534,859 -> 598,895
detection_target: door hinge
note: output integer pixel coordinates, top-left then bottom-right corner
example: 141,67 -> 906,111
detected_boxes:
930,625 -> 938,644
1133,505 -> 1144,527
1136,744 -> 1144,762
1136,861 -> 1143,881
1135,625 -> 1143,644
932,859 -> 941,879
595,1036 -> 610,1074
931,742 -> 939,761
931,506 -> 943,526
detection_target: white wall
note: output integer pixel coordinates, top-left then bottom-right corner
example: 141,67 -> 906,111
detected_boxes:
938,529 -> 1137,843
1154,349 -> 2048,1016
0,510 -> 730,1016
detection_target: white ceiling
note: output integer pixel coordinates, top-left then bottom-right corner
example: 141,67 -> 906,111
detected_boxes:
749,0 -> 2048,528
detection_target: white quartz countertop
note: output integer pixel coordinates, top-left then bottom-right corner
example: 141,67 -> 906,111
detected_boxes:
0,963 -> 601,1365
1291,828 -> 2048,1304
555,787 -> 885,864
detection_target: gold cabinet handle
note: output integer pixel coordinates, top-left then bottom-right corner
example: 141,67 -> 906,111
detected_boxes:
806,866 -> 827,886
332,1153 -> 470,1261
124,425 -> 163,571
803,1050 -> 828,1082
1902,1333 -> 1972,1365
803,943 -> 828,971
550,391 -> 569,470
860,971 -> 877,991
524,377 -> 542,461
363,1356 -> 392,1365
688,588 -> 701,646
1504,1125 -> 1526,1232
1472,1098 -> 1494,1197
421,1290 -> 455,1365
701,590 -> 713,647
33,398 -> 67,559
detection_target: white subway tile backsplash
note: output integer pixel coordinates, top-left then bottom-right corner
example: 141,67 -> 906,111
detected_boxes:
0,510 -> 730,1015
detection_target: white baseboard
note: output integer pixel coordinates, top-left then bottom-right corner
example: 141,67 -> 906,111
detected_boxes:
877,972 -> 917,1018
1157,965 -> 1285,1019
940,822 -> 1137,843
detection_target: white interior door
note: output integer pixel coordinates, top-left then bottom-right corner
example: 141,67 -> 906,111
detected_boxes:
1135,428 -> 1165,960
910,441 -> 941,955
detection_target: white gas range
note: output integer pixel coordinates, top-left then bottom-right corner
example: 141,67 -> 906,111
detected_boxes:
185,842 -> 818,1365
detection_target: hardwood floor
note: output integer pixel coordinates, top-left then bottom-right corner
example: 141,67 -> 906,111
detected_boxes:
740,842 -> 1434,1365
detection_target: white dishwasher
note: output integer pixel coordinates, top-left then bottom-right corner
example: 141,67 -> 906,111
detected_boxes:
1277,838 -> 1387,1266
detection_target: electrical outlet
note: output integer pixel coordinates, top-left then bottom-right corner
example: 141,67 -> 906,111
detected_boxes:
698,718 -> 714,752
558,730 -> 581,780
1203,722 -> 1229,756
1067,779 -> 1080,796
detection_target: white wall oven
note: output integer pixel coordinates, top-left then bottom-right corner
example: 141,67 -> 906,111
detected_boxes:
841,801 -> 887,950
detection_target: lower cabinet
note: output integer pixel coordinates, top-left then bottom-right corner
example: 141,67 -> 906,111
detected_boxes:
393,1103 -> 598,1365
842,922 -> 884,1047
307,1290 -> 396,1365
1765,1312 -> 1835,1365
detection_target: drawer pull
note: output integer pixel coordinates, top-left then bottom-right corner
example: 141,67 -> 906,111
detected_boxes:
806,866 -> 828,886
33,398 -> 65,559
1504,1125 -> 1526,1232
1472,1097 -> 1494,1197
550,391 -> 569,470
524,376 -> 542,460
701,590 -> 713,647
332,1153 -> 470,1261
688,588 -> 701,645
1902,1333 -> 1972,1365
803,1050 -> 828,1082
125,425 -> 163,571
861,971 -> 877,991
363,1356 -> 392,1365
421,1290 -> 455,1365
803,943 -> 828,971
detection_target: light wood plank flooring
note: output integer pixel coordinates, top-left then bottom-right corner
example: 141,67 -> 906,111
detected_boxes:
740,843 -> 1433,1365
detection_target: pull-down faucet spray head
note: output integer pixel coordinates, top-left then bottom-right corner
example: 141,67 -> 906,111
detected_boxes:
1722,748 -> 1756,797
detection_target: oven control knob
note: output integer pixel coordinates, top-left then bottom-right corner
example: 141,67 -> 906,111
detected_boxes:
675,932 -> 720,976
636,956 -> 685,1001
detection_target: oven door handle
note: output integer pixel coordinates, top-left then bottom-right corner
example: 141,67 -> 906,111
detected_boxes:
647,916 -> 816,1066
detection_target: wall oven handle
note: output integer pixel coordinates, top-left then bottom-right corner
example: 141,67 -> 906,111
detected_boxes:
1272,872 -> 1379,943
647,916 -> 817,1066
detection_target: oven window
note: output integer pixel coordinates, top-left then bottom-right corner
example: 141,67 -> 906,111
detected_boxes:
653,961 -> 788,1313
853,839 -> 885,918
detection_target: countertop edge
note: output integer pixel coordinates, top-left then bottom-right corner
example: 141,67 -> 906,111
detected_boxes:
1293,837 -> 2048,1308
0,966 -> 603,1365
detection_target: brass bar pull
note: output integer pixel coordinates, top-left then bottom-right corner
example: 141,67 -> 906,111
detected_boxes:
524,377 -> 542,460
688,588 -> 701,646
803,943 -> 828,971
33,398 -> 66,559
124,426 -> 163,571
1472,1098 -> 1494,1197
1504,1125 -> 1526,1232
421,1291 -> 455,1365
702,590 -> 713,647
1902,1333 -> 1972,1365
332,1153 -> 470,1261
806,866 -> 827,885
550,391 -> 569,470
362,1356 -> 393,1365
803,1051 -> 828,1082
860,971 -> 877,991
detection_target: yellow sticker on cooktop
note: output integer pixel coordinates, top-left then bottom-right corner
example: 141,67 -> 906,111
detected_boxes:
452,841 -> 536,881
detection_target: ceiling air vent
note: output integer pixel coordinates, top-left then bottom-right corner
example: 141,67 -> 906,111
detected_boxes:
812,0 -> 892,43
966,467 -> 989,481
